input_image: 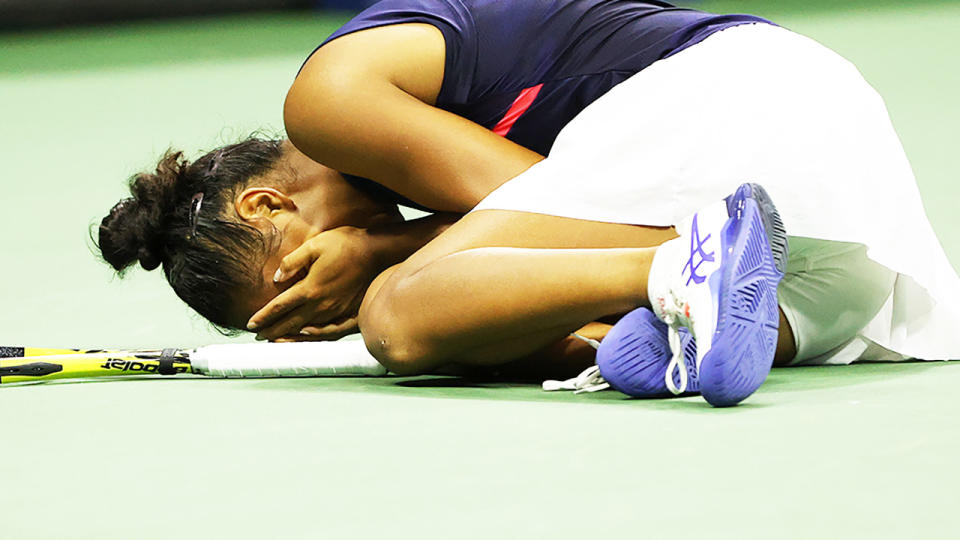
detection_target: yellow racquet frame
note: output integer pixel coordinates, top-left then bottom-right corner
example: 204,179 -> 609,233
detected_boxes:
0,346 -> 194,384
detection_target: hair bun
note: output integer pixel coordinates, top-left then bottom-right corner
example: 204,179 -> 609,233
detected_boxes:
98,151 -> 187,272
136,246 -> 162,271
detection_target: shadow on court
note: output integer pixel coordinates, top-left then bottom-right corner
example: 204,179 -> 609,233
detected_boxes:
238,359 -> 956,410
759,360 -> 952,393
4,359 -> 953,411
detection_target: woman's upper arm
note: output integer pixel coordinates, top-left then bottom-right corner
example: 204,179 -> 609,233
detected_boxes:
284,23 -> 544,213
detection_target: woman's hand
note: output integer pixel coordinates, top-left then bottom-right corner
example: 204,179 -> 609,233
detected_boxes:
247,226 -> 378,341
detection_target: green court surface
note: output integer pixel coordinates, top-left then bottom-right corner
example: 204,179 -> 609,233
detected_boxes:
1,2 -> 958,538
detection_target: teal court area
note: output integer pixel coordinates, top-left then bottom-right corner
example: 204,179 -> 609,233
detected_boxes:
1,2 -> 958,538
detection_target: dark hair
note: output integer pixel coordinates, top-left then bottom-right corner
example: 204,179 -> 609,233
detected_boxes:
96,137 -> 285,332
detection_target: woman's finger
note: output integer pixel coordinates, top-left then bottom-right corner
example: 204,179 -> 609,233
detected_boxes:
273,334 -> 338,343
247,282 -> 312,331
299,317 -> 360,341
274,239 -> 323,283
255,302 -> 332,342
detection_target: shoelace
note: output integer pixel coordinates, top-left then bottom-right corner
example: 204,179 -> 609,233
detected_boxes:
658,291 -> 691,395
541,365 -> 609,393
541,333 -> 610,394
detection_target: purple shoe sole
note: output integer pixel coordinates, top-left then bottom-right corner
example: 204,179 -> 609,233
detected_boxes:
700,183 -> 787,407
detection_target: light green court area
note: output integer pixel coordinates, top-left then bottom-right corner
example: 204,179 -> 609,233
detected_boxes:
1,2 -> 958,538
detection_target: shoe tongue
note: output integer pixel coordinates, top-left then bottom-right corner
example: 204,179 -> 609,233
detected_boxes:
648,198 -> 729,325
647,235 -> 687,321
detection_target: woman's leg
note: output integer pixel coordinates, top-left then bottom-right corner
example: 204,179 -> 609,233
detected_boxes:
359,210 -> 673,373
359,207 -> 795,375
363,245 -> 653,371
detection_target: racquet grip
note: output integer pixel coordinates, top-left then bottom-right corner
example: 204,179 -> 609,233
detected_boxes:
190,341 -> 387,378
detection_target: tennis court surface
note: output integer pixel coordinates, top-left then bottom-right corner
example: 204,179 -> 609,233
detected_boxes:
1,1 -> 958,538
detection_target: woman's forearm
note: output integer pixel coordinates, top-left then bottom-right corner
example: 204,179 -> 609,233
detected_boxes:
367,213 -> 460,270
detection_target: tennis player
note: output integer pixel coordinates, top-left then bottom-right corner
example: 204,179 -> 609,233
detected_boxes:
97,0 -> 960,406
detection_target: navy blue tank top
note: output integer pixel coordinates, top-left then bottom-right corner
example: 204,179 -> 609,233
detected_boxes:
306,0 -> 771,209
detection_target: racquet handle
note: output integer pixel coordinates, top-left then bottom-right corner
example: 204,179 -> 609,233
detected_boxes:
191,341 -> 387,378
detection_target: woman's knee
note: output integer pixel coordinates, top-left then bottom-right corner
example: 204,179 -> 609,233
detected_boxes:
358,264 -> 442,375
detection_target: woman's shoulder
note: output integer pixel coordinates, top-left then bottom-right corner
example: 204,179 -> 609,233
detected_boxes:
300,0 -> 472,75
290,22 -> 446,106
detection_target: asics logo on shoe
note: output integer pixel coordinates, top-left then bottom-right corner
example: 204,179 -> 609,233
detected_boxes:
683,213 -> 715,286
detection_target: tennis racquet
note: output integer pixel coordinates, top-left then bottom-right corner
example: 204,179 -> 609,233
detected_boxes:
0,341 -> 386,385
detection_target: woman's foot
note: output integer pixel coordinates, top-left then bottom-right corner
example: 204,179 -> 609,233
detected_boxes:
596,307 -> 699,397
647,183 -> 787,407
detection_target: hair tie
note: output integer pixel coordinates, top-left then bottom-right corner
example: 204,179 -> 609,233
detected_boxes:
190,147 -> 232,239
208,148 -> 226,176
189,192 -> 204,238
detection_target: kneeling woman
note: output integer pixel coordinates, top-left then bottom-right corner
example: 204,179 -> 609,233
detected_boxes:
97,0 -> 960,406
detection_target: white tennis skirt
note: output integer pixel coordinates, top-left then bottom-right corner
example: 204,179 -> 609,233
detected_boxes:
472,23 -> 960,362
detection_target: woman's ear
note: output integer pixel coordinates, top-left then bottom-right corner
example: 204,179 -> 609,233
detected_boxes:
235,187 -> 298,222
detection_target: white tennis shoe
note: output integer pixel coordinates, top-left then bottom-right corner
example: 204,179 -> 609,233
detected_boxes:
646,183 -> 787,406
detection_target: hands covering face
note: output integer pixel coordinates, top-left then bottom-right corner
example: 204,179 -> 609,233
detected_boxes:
246,226 -> 379,342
